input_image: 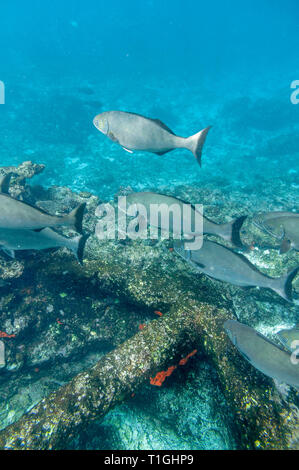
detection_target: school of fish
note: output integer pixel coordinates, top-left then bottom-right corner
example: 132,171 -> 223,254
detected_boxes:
93,109 -> 299,391
0,173 -> 87,264
0,108 -> 298,393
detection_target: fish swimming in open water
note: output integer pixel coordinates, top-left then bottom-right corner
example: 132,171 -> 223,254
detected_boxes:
0,227 -> 89,265
253,211 -> 299,254
174,239 -> 299,302
93,111 -> 211,166
125,192 -> 247,247
0,174 -> 86,233
224,320 -> 299,389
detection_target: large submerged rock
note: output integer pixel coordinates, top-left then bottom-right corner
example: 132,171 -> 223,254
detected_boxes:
0,162 -> 298,449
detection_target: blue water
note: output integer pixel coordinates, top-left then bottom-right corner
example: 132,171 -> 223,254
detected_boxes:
0,0 -> 299,451
0,0 -> 298,197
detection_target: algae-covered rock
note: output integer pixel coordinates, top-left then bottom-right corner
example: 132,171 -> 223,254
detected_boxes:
0,163 -> 298,450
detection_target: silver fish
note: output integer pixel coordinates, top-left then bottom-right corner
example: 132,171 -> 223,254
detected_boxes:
126,192 -> 247,247
0,174 -> 86,233
0,227 -> 89,265
93,111 -> 211,166
174,239 -> 299,302
277,327 -> 299,352
224,320 -> 299,389
253,211 -> 299,254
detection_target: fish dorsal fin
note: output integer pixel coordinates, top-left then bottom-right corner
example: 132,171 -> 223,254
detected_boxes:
0,173 -> 12,194
127,112 -> 176,135
39,227 -> 56,236
150,118 -> 176,135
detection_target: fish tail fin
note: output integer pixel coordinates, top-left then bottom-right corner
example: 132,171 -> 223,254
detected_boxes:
219,216 -> 247,247
280,238 -> 292,254
272,266 -> 299,302
186,126 -> 212,167
65,203 -> 86,233
68,234 -> 89,265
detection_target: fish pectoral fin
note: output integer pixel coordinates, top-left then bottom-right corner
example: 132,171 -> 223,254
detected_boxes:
2,248 -> 15,259
122,147 -> 133,154
280,238 -> 292,254
0,173 -> 12,194
108,131 -> 119,143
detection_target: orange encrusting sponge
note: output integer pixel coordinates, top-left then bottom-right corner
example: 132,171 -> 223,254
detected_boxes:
150,365 -> 177,386
0,331 -> 16,338
150,349 -> 197,386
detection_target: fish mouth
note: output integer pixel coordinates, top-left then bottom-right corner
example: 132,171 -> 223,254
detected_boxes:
93,117 -> 107,135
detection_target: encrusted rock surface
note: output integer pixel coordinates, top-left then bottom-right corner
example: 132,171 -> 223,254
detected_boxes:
0,162 -> 298,449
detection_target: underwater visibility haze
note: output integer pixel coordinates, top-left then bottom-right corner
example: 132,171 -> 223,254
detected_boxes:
0,0 -> 299,451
